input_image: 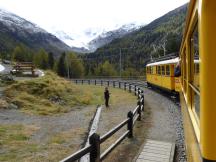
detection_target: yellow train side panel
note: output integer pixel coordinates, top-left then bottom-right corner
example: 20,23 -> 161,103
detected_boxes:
161,76 -> 174,91
147,74 -> 177,91
180,93 -> 202,162
200,0 -> 216,159
175,77 -> 181,92
153,75 -> 162,87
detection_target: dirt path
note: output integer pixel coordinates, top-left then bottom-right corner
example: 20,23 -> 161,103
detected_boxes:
0,106 -> 96,161
0,106 -> 96,143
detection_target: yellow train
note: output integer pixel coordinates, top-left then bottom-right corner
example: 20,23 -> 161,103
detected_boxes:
146,57 -> 181,93
146,0 -> 216,161
179,0 -> 216,161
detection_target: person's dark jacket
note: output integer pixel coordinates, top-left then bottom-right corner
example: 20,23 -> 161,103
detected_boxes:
174,65 -> 181,77
104,90 -> 110,99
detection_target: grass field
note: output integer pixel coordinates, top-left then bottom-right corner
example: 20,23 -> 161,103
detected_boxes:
4,71 -> 130,115
0,72 -> 138,161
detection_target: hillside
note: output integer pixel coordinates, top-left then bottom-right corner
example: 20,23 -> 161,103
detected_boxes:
3,71 -> 103,115
84,4 -> 188,76
0,9 -> 72,56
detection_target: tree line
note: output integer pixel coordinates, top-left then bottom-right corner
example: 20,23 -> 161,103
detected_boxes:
1,44 -> 84,78
1,44 -> 132,78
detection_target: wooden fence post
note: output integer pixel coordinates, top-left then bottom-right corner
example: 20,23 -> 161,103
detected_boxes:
129,84 -> 131,93
107,81 -> 109,87
137,100 -> 141,121
90,133 -> 100,162
95,80 -> 96,85
82,80 -> 84,84
127,111 -> 133,138
88,80 -> 90,85
75,80 -> 77,84
101,80 -> 103,86
134,85 -> 137,96
141,94 -> 144,112
113,81 -> 115,87
124,82 -> 126,90
119,82 -> 121,88
138,88 -> 140,99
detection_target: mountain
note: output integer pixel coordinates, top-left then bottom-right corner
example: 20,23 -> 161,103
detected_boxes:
83,4 -> 188,75
0,8 -> 72,56
52,30 -> 74,46
70,46 -> 90,53
87,23 -> 142,52
52,23 -> 142,53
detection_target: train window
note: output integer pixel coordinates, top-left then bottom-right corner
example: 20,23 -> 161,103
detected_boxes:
157,66 -> 161,75
192,26 -> 200,90
183,50 -> 187,93
166,65 -> 170,76
194,93 -> 200,118
161,66 -> 165,75
191,24 -> 200,118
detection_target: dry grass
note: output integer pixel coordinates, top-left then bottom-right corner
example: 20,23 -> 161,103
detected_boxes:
3,72 -> 104,115
3,72 -> 136,115
0,124 -> 39,162
0,99 -> 8,108
0,124 -> 87,162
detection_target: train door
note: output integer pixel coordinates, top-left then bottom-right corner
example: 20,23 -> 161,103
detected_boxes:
165,64 -> 174,90
157,65 -> 162,87
161,65 -> 166,88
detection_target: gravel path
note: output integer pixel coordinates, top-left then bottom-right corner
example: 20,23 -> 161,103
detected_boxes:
143,88 -> 176,141
0,106 -> 96,143
144,87 -> 187,162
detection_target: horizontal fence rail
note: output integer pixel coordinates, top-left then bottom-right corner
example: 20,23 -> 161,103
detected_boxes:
61,79 -> 145,162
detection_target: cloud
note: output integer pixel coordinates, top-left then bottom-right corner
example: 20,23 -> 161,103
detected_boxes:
0,0 -> 188,31
0,0 -> 188,46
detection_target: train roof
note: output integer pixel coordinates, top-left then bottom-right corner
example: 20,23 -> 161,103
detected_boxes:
146,57 -> 179,67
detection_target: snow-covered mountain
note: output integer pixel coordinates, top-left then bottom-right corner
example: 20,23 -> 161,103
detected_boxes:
0,8 -> 46,33
87,23 -> 142,52
0,8 -> 72,55
52,23 -> 143,53
0,8 -> 144,54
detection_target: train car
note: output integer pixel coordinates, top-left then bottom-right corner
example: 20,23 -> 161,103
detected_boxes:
179,0 -> 216,161
146,57 -> 181,93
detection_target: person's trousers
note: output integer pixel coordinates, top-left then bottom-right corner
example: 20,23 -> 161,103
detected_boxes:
105,98 -> 109,107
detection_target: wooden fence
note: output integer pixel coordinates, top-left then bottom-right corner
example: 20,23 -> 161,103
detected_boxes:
60,79 -> 145,162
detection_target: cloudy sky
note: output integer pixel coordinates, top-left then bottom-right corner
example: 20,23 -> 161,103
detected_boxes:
0,0 -> 189,47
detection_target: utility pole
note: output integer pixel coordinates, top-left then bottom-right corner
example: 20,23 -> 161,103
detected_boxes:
119,48 -> 122,78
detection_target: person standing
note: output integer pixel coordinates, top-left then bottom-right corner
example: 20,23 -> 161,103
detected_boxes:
104,87 -> 110,107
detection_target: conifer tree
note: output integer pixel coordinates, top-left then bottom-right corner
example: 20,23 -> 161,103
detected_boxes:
33,49 -> 48,69
48,52 -> 54,69
57,52 -> 66,77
